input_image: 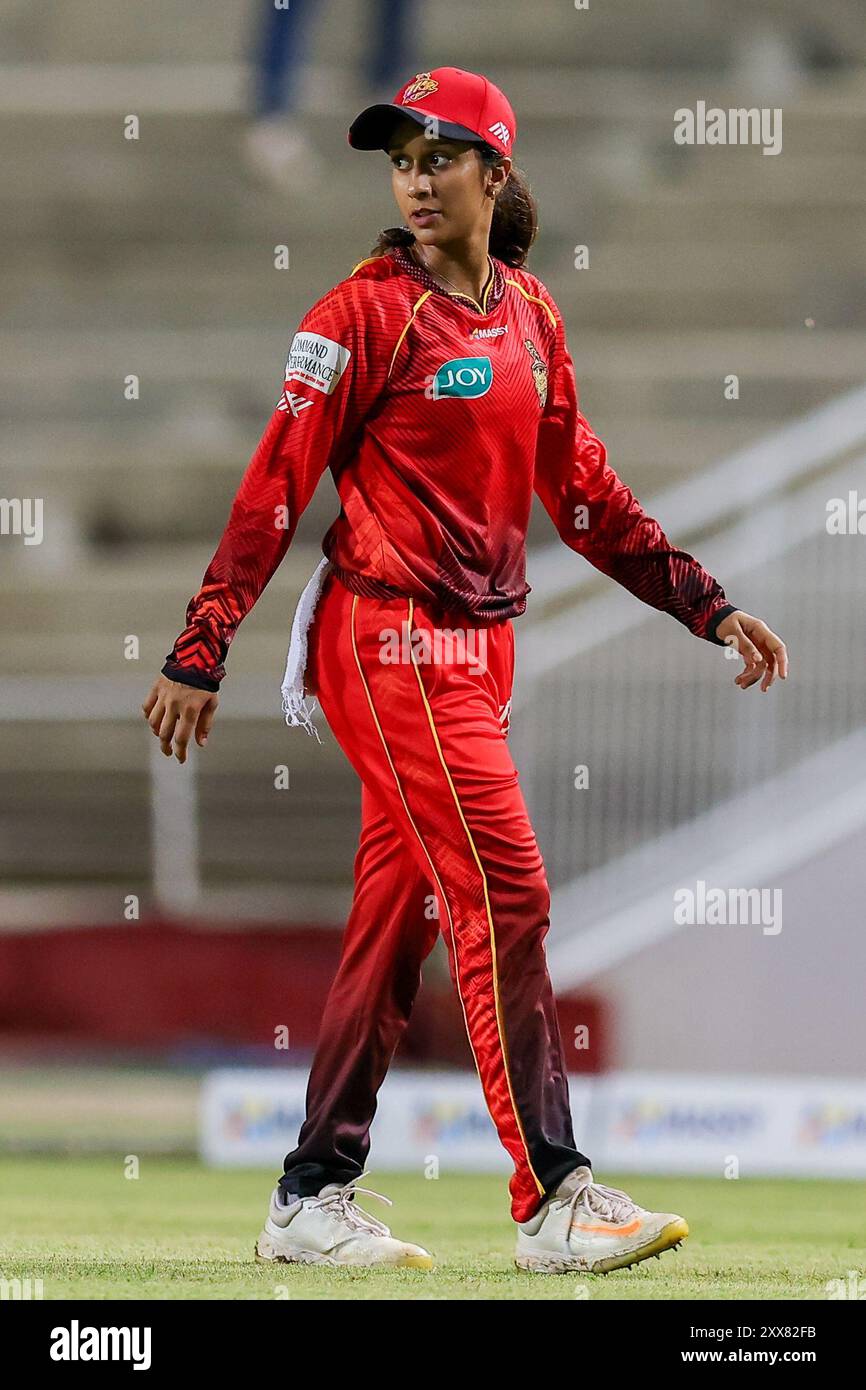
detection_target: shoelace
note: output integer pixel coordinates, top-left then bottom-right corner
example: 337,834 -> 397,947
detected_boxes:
309,1173 -> 393,1237
561,1176 -> 640,1225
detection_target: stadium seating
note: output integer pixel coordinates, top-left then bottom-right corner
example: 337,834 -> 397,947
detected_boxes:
2,0 -> 864,919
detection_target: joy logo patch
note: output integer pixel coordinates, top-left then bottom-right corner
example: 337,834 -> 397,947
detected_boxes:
429,356 -> 493,400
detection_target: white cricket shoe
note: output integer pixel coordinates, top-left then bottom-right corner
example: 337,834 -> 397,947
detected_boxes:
254,1174 -> 433,1269
515,1165 -> 688,1274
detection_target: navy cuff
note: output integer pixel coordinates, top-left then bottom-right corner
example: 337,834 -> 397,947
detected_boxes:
161,662 -> 221,694
706,602 -> 739,646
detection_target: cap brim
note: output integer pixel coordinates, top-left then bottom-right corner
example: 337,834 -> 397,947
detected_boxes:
348,103 -> 484,151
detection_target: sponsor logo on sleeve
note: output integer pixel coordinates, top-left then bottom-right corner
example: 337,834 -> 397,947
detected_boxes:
430,356 -> 493,400
285,331 -> 351,396
276,387 -> 316,419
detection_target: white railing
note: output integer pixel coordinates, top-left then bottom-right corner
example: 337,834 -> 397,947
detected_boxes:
522,382 -> 866,665
511,439 -> 866,980
546,725 -> 866,989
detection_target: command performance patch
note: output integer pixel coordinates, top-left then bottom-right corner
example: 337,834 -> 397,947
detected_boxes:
286,331 -> 352,395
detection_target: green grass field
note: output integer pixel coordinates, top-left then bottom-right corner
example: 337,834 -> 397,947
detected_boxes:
0,1157 -> 862,1300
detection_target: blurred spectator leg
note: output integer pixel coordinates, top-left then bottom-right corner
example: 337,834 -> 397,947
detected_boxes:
364,0 -> 416,94
243,0 -> 321,192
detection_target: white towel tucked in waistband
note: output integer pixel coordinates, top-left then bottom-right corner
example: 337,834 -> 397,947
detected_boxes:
280,555 -> 332,742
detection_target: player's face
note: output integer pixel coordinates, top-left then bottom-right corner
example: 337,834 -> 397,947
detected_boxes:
387,122 -> 501,248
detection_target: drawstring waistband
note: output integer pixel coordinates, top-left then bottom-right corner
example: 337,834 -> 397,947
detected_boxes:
280,554 -> 518,740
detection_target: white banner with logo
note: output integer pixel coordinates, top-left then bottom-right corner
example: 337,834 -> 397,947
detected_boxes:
200,1069 -> 866,1177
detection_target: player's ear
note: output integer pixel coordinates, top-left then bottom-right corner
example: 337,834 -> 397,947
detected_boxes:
487,158 -> 511,199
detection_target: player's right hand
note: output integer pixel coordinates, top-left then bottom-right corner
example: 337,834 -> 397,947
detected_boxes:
141,676 -> 219,764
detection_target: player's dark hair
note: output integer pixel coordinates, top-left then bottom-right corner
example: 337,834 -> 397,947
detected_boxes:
369,142 -> 538,268
479,144 -> 538,267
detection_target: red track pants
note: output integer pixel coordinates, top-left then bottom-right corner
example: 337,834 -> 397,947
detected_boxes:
279,570 -> 588,1222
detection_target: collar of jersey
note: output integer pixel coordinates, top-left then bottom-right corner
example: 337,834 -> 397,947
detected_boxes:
392,244 -> 504,316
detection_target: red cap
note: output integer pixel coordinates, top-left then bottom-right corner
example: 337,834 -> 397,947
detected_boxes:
348,66 -> 516,158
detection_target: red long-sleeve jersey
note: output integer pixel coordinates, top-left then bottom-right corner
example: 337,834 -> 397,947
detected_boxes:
163,244 -> 736,691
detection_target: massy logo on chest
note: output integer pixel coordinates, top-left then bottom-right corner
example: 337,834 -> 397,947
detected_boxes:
427,357 -> 493,400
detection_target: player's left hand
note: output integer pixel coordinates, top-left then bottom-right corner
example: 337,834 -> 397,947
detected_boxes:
714,610 -> 788,692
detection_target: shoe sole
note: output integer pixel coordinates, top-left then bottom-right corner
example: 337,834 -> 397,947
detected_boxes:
515,1217 -> 689,1275
254,1235 -> 433,1270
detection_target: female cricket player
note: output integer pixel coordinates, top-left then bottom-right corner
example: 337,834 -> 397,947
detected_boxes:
142,67 -> 788,1274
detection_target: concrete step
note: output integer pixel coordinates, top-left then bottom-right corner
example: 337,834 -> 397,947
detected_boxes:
3,115 -> 864,245
5,235 -> 862,333
595,196 -> 865,243
0,410 -> 783,565
0,438 -> 344,550
3,96 -> 865,243
5,56 -> 866,121
0,540 -> 324,633
0,767 -> 361,894
9,0 -> 843,71
4,326 -> 860,400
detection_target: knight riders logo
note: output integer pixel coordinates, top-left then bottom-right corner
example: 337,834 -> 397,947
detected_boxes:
401,72 -> 440,104
524,339 -> 548,409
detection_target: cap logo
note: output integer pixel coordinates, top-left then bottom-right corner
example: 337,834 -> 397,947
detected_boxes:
402,72 -> 439,104
488,121 -> 512,146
